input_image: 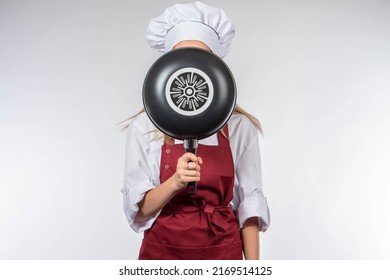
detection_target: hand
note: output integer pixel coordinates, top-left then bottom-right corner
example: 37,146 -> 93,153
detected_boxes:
173,152 -> 203,189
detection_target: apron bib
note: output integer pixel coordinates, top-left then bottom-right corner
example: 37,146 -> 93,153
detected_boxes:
138,126 -> 242,260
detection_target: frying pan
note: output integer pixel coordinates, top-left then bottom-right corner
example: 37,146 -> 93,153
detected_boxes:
142,47 -> 236,194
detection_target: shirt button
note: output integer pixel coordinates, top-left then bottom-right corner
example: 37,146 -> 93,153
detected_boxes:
164,165 -> 169,169
166,149 -> 170,153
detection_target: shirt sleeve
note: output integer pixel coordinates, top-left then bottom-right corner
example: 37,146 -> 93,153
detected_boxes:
121,116 -> 160,233
231,117 -> 270,232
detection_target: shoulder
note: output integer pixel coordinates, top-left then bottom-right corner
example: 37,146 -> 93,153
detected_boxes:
127,111 -> 155,133
228,113 -> 258,139
227,113 -> 261,161
125,111 -> 160,144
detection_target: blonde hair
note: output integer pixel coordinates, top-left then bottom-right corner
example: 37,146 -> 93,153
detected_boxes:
119,104 -> 262,142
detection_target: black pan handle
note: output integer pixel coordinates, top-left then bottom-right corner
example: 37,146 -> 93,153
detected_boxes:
183,139 -> 198,194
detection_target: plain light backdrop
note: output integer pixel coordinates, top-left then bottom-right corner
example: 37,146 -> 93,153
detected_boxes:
0,0 -> 389,259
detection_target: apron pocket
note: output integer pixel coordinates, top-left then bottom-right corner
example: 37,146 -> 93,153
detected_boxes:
139,240 -> 243,260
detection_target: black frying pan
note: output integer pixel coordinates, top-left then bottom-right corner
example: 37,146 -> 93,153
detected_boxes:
143,47 -> 236,194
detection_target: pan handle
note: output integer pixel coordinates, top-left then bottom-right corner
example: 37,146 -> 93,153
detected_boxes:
183,139 -> 198,194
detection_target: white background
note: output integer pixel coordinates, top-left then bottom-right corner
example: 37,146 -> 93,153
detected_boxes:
0,0 -> 389,259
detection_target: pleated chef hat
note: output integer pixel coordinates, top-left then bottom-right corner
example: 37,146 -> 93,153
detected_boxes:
145,1 -> 235,58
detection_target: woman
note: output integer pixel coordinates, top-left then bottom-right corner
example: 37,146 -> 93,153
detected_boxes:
121,1 -> 270,260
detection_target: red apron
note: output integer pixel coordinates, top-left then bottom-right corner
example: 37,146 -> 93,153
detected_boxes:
138,126 -> 243,260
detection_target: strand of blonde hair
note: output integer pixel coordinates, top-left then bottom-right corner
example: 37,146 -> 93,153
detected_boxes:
118,105 -> 263,142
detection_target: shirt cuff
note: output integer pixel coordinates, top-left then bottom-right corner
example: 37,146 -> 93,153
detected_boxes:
237,196 -> 270,232
121,182 -> 159,233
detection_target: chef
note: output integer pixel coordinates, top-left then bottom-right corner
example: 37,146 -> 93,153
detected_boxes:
121,1 -> 270,260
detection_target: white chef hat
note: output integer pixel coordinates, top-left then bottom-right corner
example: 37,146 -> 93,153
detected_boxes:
145,1 -> 235,58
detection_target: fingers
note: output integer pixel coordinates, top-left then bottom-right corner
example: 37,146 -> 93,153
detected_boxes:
186,161 -> 201,171
174,153 -> 203,189
180,153 -> 202,171
182,152 -> 201,164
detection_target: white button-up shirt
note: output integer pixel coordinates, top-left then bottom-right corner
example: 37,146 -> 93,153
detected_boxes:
121,112 -> 270,233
